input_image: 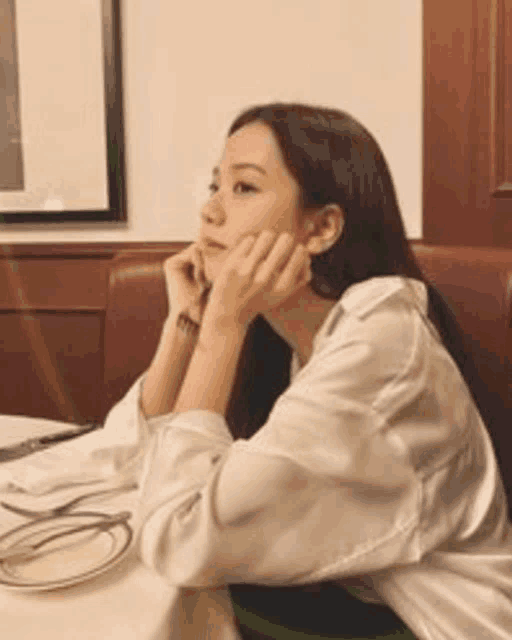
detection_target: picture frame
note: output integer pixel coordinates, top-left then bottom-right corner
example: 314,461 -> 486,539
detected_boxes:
0,0 -> 126,224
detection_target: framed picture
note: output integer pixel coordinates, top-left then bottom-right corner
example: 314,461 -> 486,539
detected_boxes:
0,0 -> 126,224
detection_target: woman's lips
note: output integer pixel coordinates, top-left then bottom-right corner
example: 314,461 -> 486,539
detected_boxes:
201,240 -> 228,256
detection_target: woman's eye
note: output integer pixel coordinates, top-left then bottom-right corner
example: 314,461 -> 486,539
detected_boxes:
208,181 -> 257,195
234,181 -> 257,194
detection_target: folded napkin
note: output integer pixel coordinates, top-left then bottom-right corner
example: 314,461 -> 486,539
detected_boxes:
0,377 -> 151,498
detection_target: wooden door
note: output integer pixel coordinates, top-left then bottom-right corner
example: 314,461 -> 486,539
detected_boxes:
424,0 -> 512,247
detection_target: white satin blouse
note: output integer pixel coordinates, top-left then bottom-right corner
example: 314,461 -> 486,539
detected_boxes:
126,275 -> 512,640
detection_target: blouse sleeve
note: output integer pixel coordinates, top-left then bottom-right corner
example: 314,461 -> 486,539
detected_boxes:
134,296 -> 480,589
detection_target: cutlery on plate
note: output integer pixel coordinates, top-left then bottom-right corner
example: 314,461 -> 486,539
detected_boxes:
0,510 -> 132,563
0,482 -> 139,519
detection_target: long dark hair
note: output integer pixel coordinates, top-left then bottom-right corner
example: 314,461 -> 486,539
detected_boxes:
223,103 -> 511,516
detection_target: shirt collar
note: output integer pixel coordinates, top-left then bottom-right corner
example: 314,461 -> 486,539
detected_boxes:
341,276 -> 428,318
312,276 -> 428,349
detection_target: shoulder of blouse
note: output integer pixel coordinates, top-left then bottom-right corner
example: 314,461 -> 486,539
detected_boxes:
311,276 -> 428,353
339,275 -> 428,320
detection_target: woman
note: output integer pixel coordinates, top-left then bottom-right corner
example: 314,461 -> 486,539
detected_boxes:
131,103 -> 512,639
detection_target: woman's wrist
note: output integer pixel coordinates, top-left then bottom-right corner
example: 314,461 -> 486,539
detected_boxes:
173,313 -> 248,416
158,312 -> 200,355
168,307 -> 200,332
201,301 -> 253,335
142,311 -> 199,417
200,315 -> 249,345
176,311 -> 201,337
184,282 -> 213,326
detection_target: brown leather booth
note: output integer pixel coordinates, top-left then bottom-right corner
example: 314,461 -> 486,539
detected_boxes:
103,253 -> 169,415
104,244 -> 512,408
103,244 -> 512,516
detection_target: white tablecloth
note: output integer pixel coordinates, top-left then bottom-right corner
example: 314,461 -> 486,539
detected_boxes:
0,416 -> 239,640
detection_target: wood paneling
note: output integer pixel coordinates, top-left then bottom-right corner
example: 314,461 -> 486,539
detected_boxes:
424,0 -> 512,247
0,242 -> 187,257
0,259 -> 109,310
0,243 -> 187,424
0,313 -> 103,423
490,0 -> 512,197
0,249 -> 112,423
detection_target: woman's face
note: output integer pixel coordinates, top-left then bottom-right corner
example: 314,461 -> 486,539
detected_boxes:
199,121 -> 306,282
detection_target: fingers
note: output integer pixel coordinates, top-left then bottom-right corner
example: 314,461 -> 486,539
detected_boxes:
168,243 -> 206,286
274,243 -> 311,292
164,244 -> 195,275
222,235 -> 257,270
190,244 -> 207,288
248,231 -> 309,288
236,230 -> 285,278
220,229 -> 311,295
252,232 -> 295,283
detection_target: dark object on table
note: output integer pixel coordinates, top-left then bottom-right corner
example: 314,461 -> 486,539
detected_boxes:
0,422 -> 102,463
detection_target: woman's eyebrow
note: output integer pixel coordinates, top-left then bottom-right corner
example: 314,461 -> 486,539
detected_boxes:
212,163 -> 267,176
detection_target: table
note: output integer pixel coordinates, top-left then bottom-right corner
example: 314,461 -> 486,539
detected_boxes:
0,416 -> 181,640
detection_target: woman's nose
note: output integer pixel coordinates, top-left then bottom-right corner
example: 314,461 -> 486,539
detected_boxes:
201,197 -> 225,226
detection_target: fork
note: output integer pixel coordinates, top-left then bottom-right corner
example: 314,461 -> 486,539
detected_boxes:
0,482 -> 139,519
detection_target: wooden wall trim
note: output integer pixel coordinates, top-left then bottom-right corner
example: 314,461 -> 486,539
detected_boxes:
490,0 -> 512,197
0,240 -> 428,259
0,241 -> 190,258
0,259 -> 109,310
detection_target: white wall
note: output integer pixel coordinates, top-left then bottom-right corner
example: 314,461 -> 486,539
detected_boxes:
1,0 -> 422,244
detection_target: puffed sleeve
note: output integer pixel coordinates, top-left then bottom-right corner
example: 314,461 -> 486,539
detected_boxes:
135,297 -> 479,588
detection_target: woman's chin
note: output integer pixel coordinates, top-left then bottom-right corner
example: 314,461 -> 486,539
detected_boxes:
202,254 -> 226,284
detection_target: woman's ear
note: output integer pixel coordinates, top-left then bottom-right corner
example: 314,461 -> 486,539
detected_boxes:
304,204 -> 344,254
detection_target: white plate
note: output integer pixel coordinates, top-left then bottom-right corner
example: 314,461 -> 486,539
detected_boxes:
0,511 -> 132,590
